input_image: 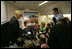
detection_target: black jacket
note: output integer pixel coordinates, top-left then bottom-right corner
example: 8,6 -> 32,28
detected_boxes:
48,24 -> 71,48
1,22 -> 11,47
9,16 -> 22,43
1,16 -> 22,47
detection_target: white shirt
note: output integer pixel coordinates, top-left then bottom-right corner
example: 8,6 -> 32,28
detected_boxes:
53,13 -> 63,21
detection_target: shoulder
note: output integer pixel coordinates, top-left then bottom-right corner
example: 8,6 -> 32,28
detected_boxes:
9,16 -> 18,24
11,16 -> 17,21
58,13 -> 63,16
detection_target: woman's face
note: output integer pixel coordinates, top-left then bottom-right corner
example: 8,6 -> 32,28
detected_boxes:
26,23 -> 29,26
17,15 -> 22,19
41,24 -> 45,27
26,21 -> 30,27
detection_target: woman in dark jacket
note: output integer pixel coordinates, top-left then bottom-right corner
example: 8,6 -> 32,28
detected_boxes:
9,10 -> 23,44
1,10 -> 23,47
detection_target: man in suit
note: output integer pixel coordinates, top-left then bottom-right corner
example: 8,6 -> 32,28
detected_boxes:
48,18 -> 71,48
52,8 -> 63,21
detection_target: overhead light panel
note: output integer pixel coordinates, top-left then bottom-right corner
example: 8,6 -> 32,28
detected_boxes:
39,1 -> 48,6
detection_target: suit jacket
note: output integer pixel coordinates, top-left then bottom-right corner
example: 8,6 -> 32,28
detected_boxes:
48,24 -> 71,48
1,22 -> 11,47
9,16 -> 22,43
1,16 -> 22,47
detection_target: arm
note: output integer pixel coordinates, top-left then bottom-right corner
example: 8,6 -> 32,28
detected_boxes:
36,35 -> 39,41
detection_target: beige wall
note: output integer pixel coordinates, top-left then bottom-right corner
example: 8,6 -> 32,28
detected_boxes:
1,1 -> 8,24
6,2 -> 17,21
1,1 -> 17,24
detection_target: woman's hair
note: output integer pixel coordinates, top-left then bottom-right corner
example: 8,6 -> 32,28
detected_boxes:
14,10 -> 23,18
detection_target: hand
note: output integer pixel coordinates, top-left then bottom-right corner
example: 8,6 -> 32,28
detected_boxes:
39,32 -> 42,34
25,34 -> 27,36
20,26 -> 23,29
46,33 -> 48,36
17,37 -> 22,42
48,29 -> 50,33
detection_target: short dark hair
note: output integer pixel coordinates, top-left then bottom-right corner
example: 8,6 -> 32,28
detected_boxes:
52,8 -> 58,12
35,21 -> 38,24
47,23 -> 50,27
24,21 -> 28,26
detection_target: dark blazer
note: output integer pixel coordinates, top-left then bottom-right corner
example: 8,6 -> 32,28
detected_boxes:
1,16 -> 22,47
48,24 -> 71,48
1,22 -> 11,47
9,16 -> 22,44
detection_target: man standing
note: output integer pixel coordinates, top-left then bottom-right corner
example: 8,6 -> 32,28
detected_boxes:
52,8 -> 63,21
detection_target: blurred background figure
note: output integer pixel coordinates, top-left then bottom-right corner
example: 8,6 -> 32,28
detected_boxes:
39,34 -> 49,48
33,22 -> 40,35
33,22 -> 40,40
46,23 -> 51,38
40,22 -> 46,34
22,21 -> 34,40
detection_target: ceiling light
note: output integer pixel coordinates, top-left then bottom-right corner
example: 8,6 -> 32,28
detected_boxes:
39,1 -> 48,6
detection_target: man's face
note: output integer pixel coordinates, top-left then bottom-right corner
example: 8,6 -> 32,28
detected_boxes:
53,10 -> 58,15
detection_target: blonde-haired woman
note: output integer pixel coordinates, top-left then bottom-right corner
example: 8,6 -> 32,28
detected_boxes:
9,10 -> 23,45
14,10 -> 23,19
